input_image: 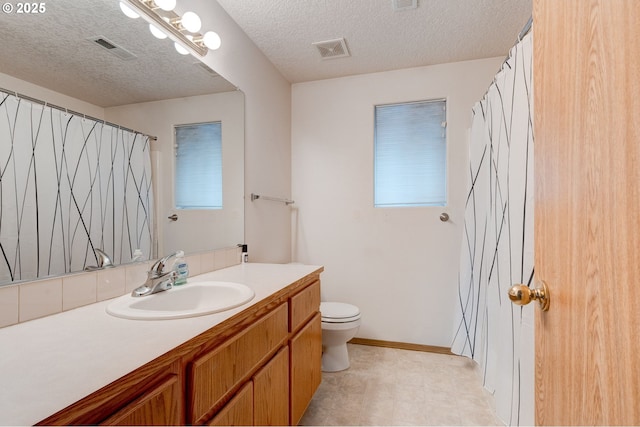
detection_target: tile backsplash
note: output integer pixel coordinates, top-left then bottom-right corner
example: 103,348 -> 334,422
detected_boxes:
0,246 -> 241,329
19,279 -> 63,323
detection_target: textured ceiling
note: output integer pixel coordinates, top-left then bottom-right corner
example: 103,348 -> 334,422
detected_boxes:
0,0 -> 236,108
0,0 -> 532,106
216,0 -> 532,83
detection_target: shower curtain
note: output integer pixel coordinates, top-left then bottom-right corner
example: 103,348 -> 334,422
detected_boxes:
0,90 -> 154,283
451,32 -> 534,426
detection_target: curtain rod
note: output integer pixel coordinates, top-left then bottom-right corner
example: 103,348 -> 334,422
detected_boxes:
518,16 -> 533,42
503,15 -> 533,67
500,16 -> 533,67
476,15 -> 533,105
0,87 -> 158,141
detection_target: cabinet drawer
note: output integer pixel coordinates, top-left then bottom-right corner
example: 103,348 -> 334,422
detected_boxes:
189,304 -> 288,424
101,374 -> 181,426
289,280 -> 320,333
207,382 -> 253,426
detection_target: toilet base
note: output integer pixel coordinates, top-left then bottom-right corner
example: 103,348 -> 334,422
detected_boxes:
322,343 -> 351,372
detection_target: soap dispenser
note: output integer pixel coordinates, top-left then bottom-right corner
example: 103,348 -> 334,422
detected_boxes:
172,250 -> 189,285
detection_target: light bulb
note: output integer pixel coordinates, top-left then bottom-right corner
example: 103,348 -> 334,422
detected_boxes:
181,11 -> 202,33
202,31 -> 221,50
154,0 -> 176,11
149,23 -> 167,39
174,42 -> 189,55
119,2 -> 139,19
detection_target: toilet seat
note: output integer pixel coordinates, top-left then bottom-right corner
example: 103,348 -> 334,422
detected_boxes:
320,302 -> 361,323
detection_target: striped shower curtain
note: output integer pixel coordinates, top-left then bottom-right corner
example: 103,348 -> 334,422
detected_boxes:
451,32 -> 535,426
0,90 -> 154,283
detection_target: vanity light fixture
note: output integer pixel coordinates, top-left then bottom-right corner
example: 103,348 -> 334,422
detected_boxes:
174,43 -> 189,55
119,0 -> 221,57
176,11 -> 201,33
199,31 -> 221,50
153,0 -> 176,11
174,38 -> 190,55
149,22 -> 168,39
119,2 -> 140,19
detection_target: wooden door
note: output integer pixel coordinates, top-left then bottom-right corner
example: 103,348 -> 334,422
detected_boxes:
534,0 -> 640,424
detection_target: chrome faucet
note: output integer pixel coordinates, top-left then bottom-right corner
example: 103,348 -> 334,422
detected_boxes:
85,248 -> 115,271
131,252 -> 179,297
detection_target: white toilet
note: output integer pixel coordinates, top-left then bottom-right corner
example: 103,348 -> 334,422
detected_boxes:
320,302 -> 361,372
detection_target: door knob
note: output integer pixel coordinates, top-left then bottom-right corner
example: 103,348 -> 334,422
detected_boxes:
508,281 -> 550,311
168,214 -> 178,221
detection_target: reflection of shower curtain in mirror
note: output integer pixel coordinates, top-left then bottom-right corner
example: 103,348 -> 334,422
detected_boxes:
451,32 -> 534,426
0,91 -> 153,282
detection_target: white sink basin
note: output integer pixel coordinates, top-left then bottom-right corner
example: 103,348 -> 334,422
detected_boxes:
106,281 -> 255,320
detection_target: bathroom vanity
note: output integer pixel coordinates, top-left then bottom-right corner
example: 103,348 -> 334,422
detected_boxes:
0,263 -> 322,426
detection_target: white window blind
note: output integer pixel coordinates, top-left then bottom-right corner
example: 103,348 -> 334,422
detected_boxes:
174,122 -> 223,209
374,99 -> 447,207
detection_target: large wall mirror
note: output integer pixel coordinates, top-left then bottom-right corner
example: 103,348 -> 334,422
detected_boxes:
0,0 -> 244,285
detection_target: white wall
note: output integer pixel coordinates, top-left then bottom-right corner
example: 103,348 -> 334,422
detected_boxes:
291,58 -> 503,346
186,0 -> 293,263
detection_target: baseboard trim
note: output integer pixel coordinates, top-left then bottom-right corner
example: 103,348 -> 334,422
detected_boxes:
348,338 -> 454,355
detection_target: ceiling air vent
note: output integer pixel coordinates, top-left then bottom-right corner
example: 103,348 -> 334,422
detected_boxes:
312,38 -> 350,60
88,36 -> 137,61
392,0 -> 418,11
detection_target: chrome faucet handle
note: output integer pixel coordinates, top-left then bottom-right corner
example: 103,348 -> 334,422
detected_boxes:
85,248 -> 114,271
150,252 -> 179,276
132,252 -> 181,297
94,249 -> 114,268
131,270 -> 177,297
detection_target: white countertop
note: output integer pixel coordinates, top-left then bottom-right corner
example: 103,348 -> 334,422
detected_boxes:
0,263 -> 322,426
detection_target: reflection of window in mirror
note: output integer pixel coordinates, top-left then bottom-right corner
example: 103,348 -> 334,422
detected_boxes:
174,122 -> 223,209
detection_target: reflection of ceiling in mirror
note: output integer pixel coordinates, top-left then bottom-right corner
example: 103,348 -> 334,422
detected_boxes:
0,0 -> 236,107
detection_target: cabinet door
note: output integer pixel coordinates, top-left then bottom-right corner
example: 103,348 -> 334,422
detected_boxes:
254,347 -> 289,426
189,304 -> 288,424
290,313 -> 322,425
208,382 -> 253,426
101,374 -> 181,426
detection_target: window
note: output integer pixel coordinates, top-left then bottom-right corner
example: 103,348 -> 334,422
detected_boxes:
374,99 -> 447,207
174,122 -> 223,209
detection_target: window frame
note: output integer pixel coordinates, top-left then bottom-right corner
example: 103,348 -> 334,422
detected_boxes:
373,98 -> 448,208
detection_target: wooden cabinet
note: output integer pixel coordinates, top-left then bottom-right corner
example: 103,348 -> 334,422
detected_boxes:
38,359 -> 185,426
208,346 -> 290,427
37,269 -> 323,426
289,280 -> 321,332
101,375 -> 181,426
289,280 -> 322,425
188,304 -> 288,424
254,347 -> 290,426
207,382 -> 253,426
290,313 -> 322,425
197,279 -> 321,426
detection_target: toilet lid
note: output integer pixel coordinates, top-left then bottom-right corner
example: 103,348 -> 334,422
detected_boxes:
320,302 -> 361,322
